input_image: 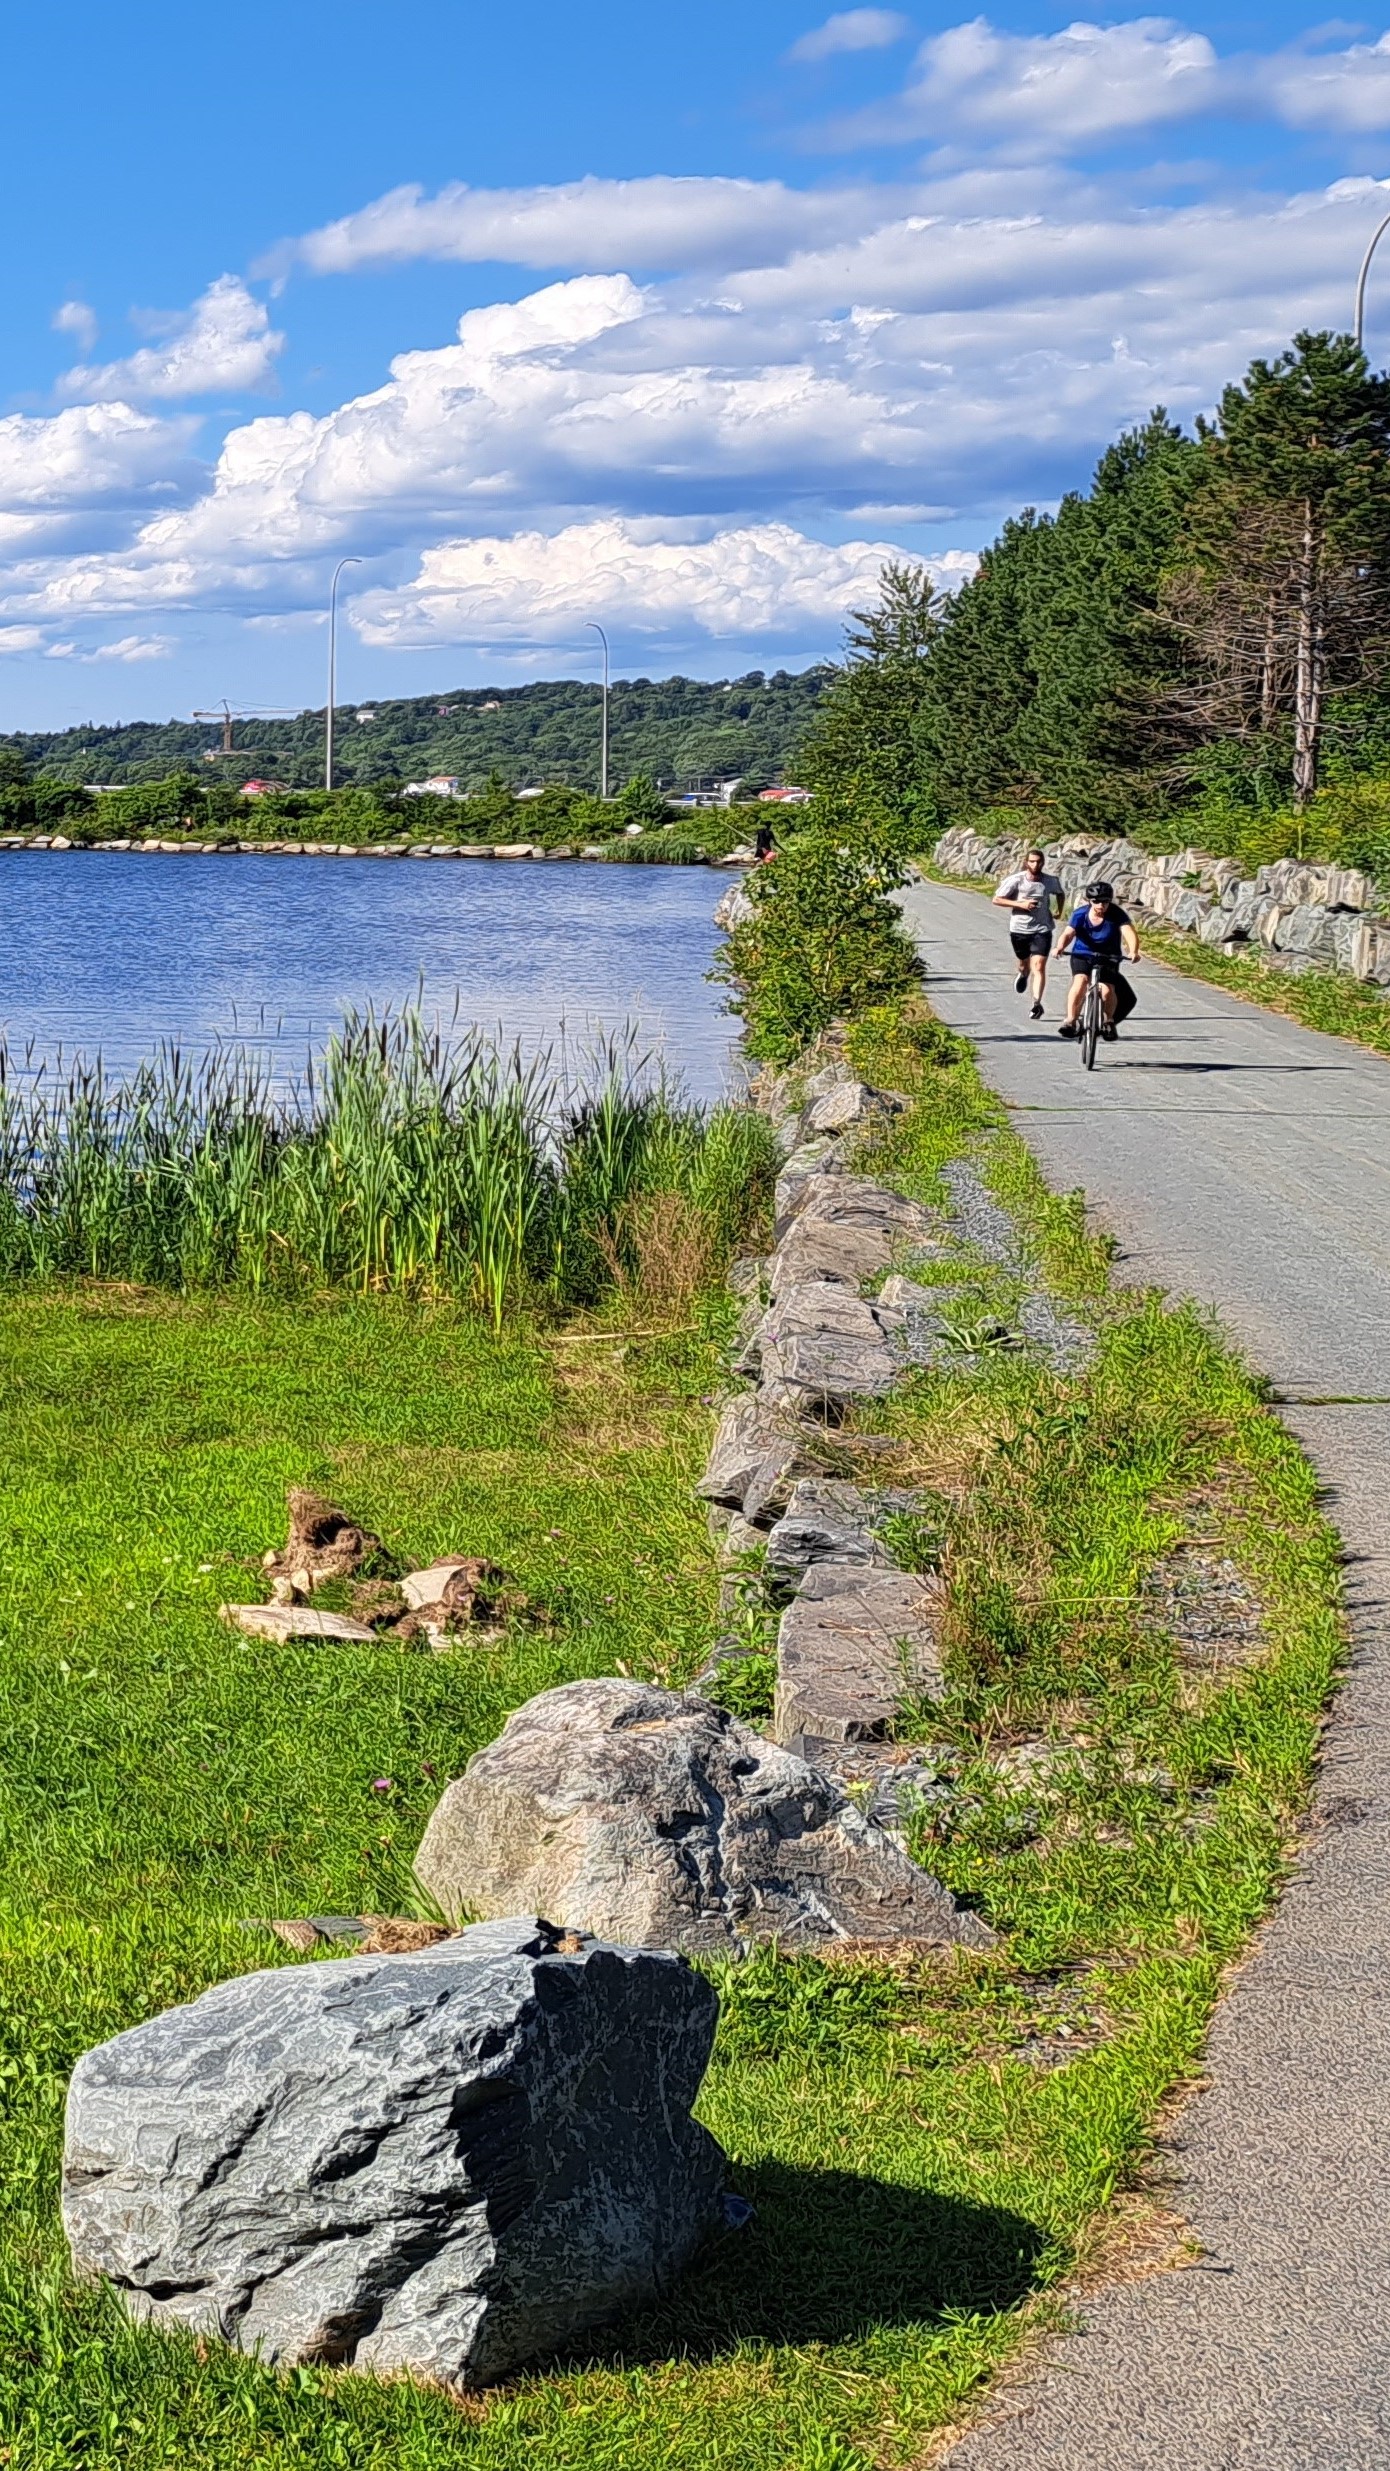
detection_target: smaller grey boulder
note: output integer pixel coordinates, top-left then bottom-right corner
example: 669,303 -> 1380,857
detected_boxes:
63,1917 -> 724,2390
756,1279 -> 899,1415
696,1394 -> 780,1507
415,1680 -> 988,1953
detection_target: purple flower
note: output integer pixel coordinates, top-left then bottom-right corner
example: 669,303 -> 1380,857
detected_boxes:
371,1777 -> 393,1793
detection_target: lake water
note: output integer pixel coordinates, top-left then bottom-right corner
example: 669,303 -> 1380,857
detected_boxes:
0,852 -> 741,1104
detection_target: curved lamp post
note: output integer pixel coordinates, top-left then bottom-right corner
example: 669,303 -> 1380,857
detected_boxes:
585,620 -> 609,802
1355,209 -> 1390,352
325,556 -> 362,791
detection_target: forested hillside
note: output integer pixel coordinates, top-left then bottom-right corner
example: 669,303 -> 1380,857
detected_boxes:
801,331 -> 1390,880
1,667 -> 830,794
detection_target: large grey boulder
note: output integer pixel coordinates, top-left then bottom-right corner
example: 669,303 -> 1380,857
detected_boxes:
63,1917 -> 724,2389
415,1680 -> 989,1952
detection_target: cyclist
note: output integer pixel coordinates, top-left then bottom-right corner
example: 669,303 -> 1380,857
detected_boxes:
992,845 -> 1064,1020
1056,880 -> 1140,1041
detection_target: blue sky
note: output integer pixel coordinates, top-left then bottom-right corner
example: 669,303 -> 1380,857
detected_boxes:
2,0 -> 1389,733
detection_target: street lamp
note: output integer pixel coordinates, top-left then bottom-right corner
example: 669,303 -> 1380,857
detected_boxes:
325,556 -> 362,791
585,620 -> 609,802
1355,208 -> 1390,352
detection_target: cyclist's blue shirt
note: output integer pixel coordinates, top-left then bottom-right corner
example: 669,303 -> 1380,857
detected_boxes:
1069,902 -> 1129,960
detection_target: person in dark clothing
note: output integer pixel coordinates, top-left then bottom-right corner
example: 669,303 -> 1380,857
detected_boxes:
1055,880 -> 1140,1041
753,821 -> 777,862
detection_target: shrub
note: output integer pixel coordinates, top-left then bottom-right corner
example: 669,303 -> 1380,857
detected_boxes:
714,825 -> 922,1062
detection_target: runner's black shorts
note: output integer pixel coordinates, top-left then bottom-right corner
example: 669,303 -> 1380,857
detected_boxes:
1069,953 -> 1122,984
1010,929 -> 1052,959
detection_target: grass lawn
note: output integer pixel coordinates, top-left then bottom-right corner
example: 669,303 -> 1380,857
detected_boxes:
0,1030 -> 1344,2469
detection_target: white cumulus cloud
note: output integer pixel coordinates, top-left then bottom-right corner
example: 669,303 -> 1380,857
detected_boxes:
262,174 -> 895,282
1260,33 -> 1390,135
52,299 -> 98,355
789,10 -> 912,65
888,16 -> 1219,152
0,626 -> 46,655
56,276 -> 284,404
350,519 -> 920,648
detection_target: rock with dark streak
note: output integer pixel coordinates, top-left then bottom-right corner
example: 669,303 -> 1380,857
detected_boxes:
63,1916 -> 725,2389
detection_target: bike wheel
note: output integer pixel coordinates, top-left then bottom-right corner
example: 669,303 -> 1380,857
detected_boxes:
1080,977 -> 1100,1070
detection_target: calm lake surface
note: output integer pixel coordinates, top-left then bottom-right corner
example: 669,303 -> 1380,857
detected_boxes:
0,852 -> 741,1103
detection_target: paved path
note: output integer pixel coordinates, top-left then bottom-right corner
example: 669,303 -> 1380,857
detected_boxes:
900,880 -> 1390,2471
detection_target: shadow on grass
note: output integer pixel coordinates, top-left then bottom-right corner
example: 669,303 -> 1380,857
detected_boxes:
557,2159 -> 1048,2373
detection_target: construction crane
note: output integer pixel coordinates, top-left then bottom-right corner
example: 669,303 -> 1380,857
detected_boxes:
192,701 -> 299,759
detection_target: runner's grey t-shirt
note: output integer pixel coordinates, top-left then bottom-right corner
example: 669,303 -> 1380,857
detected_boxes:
998,869 -> 1063,935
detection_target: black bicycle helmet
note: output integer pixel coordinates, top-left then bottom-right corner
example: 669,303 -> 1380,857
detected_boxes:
1085,878 -> 1114,903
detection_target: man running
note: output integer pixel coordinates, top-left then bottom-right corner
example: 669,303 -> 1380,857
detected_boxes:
1056,880 -> 1140,1041
992,846 -> 1064,1020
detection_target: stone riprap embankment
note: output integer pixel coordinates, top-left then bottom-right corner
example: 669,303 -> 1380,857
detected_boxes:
933,824 -> 1390,985
63,1916 -> 726,2389
0,833 -> 755,868
696,1042 -> 1087,1789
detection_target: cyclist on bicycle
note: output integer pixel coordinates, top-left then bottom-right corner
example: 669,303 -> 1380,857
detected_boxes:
1056,880 -> 1140,1042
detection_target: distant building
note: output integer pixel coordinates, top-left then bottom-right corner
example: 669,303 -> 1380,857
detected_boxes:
758,786 -> 812,804
403,776 -> 462,798
355,709 -> 377,724
242,779 -> 287,798
515,786 -> 545,801
479,699 -> 502,712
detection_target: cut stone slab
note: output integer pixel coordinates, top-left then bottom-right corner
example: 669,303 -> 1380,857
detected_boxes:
763,1479 -> 897,1592
773,1141 -> 839,1225
773,1564 -> 946,1747
63,1915 -> 725,2389
220,1604 -> 376,1644
775,1170 -> 937,1246
756,1279 -> 899,1414
770,1211 -> 901,1296
805,1079 -> 877,1135
414,1679 -> 989,1953
696,1393 -> 783,1507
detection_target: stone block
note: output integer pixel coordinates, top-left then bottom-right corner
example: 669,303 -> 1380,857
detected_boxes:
63,1917 -> 724,2389
774,1565 -> 945,1746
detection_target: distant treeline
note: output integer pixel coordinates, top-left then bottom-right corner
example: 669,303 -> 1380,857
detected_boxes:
0,667 -> 830,795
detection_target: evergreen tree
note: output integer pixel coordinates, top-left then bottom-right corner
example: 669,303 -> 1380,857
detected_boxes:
1169,333 -> 1390,804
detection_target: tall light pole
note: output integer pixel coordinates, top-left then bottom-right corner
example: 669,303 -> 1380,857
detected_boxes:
1355,208 -> 1390,352
585,620 -> 609,802
325,556 -> 362,791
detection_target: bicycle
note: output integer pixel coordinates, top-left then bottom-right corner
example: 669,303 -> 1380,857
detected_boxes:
1078,964 -> 1105,1070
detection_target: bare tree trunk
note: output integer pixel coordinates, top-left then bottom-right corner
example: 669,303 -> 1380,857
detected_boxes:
1292,498 -> 1324,809
1260,587 -> 1279,734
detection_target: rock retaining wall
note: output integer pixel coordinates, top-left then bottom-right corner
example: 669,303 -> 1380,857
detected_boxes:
933,824 -> 1390,986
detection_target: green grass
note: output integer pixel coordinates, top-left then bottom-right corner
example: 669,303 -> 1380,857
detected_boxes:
0,1023 -> 1345,2467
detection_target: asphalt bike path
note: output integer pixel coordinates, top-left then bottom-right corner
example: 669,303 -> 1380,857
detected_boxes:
899,878 -> 1390,2470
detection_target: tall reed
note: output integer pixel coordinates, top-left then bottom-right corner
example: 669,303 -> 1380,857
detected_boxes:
0,1011 -> 775,1323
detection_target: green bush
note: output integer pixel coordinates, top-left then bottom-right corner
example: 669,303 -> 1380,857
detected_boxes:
714,824 -> 922,1062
